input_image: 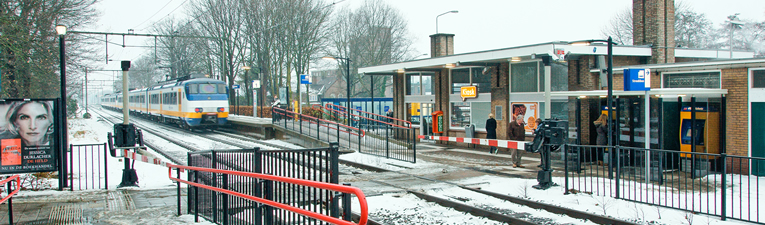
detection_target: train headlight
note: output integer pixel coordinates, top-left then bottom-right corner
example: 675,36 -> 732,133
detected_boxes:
195,108 -> 203,112
217,107 -> 225,112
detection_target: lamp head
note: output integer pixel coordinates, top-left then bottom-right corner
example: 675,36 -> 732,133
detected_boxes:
242,66 -> 251,70
322,56 -> 336,60
450,10 -> 458,13
55,25 -> 67,35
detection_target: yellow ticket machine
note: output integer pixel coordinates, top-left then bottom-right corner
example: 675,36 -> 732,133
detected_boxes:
679,106 -> 720,159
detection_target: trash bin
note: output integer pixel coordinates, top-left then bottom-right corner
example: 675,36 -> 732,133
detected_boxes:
465,124 -> 475,148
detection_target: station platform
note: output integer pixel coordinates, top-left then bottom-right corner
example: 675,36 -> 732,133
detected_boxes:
0,188 -> 191,225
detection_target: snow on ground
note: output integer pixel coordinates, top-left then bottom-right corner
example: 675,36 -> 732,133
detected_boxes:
25,111 -> 755,224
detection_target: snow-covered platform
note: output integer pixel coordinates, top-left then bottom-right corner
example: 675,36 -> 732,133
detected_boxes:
0,187 -> 214,224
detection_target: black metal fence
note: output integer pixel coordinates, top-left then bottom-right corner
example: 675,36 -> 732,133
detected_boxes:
69,143 -> 108,190
272,107 -> 417,163
564,144 -> 764,223
186,143 -> 343,225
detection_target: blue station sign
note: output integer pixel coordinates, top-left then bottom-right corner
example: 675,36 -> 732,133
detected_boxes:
300,74 -> 312,84
623,68 -> 651,91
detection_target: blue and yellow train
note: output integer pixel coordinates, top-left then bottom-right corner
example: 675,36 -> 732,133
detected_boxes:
101,76 -> 229,129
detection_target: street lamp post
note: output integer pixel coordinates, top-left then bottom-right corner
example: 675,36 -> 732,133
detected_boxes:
570,38 -> 616,148
728,15 -> 744,58
323,56 -> 352,125
436,10 -> 458,33
243,66 -> 251,108
55,24 -> 68,190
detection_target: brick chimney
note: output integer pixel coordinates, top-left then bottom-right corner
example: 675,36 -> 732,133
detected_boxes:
430,33 -> 455,57
633,0 -> 675,64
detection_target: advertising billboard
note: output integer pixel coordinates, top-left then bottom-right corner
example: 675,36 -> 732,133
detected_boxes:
0,100 -> 58,174
511,102 -> 539,133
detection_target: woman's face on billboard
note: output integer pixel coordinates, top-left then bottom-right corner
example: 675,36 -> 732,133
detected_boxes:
16,102 -> 51,145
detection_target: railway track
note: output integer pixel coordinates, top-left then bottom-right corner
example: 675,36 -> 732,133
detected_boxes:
89,108 -> 633,225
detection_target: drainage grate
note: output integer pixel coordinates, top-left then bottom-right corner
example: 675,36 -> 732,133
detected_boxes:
48,204 -> 84,225
107,190 -> 135,211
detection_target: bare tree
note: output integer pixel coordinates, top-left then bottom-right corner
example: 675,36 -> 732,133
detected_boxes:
600,1 -> 714,49
149,17 -> 207,79
129,55 -> 161,89
191,0 -> 246,105
327,0 -> 416,98
0,0 -> 100,102
600,8 -> 633,45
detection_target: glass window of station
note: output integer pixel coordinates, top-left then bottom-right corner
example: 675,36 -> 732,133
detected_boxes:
405,72 -> 435,127
509,60 -> 569,135
449,67 -> 492,130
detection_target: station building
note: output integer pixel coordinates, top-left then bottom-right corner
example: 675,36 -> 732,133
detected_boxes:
359,0 -> 765,174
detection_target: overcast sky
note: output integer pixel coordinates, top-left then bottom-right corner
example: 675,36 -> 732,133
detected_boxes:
88,0 -> 765,75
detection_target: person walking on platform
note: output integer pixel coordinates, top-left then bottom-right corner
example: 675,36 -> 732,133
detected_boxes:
486,113 -> 498,154
508,115 -> 526,168
594,113 -> 609,165
272,96 -> 281,121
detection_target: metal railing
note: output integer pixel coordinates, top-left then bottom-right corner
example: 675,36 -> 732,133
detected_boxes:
182,143 -> 366,225
272,107 -> 417,163
324,103 -> 411,129
564,144 -> 764,223
0,175 -> 21,224
69,143 -> 109,190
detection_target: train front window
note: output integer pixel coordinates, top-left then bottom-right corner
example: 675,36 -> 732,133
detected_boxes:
199,84 -> 217,94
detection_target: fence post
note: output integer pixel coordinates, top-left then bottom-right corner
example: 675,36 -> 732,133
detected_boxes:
386,125 -> 390,159
565,145 -> 569,195
69,144 -> 74,191
194,170 -> 199,222
222,173 -> 229,225
254,147 -> 262,225
103,143 -> 108,190
263,178 -> 273,225
212,151 -> 218,223
721,153 -> 727,221
342,183 -> 352,222
337,121 -> 340,144
176,168 -> 181,216
187,152 -> 192,215
7,180 -> 13,225
330,142 -> 340,218
300,114 -> 303,135
412,128 -> 416,163
615,146 -> 621,199
317,118 -> 321,141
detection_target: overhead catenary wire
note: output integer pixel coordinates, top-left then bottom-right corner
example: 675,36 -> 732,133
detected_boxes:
133,0 -> 177,29
139,0 -> 191,32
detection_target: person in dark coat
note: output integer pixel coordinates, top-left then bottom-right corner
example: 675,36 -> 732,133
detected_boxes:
594,113 -> 608,145
485,113 -> 498,154
508,115 -> 526,168
594,113 -> 609,164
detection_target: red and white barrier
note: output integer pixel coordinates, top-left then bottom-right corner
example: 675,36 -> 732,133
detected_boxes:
118,148 -> 179,170
418,135 -> 528,149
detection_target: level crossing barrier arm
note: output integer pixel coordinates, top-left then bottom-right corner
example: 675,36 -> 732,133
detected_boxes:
419,135 -> 528,149
168,164 -> 368,225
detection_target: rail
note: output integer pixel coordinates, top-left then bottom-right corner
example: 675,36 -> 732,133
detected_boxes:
324,103 -> 411,129
564,144 -> 765,224
168,164 -> 368,225
273,107 -> 365,137
1,175 -> 21,225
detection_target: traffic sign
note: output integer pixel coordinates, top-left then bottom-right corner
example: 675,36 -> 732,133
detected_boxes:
252,80 -> 261,88
300,74 -> 312,84
232,84 -> 240,89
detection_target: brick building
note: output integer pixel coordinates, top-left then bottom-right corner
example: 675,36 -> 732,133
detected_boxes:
359,0 -> 765,174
